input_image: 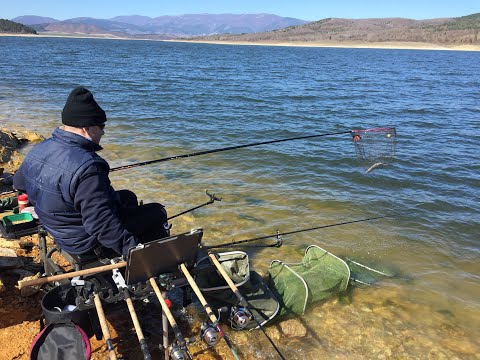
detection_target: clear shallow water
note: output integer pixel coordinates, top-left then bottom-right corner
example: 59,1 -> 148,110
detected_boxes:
0,36 -> 479,358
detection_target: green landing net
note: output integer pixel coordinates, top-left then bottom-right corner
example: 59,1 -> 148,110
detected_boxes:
268,245 -> 350,316
268,245 -> 392,316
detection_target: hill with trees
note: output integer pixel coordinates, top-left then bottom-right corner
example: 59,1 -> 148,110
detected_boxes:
191,13 -> 480,46
0,19 -> 37,34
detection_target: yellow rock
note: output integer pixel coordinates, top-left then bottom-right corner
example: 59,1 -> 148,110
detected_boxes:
265,325 -> 282,340
279,318 -> 307,338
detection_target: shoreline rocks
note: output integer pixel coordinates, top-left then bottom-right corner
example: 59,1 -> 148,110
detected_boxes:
0,127 -> 44,174
0,127 -> 44,193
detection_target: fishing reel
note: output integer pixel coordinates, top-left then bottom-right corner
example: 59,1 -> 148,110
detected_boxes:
200,306 -> 228,347
200,321 -> 222,347
199,305 -> 229,347
169,344 -> 190,360
230,306 -> 253,330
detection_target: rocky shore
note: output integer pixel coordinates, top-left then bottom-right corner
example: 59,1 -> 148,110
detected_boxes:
0,127 -> 45,359
0,127 -> 43,192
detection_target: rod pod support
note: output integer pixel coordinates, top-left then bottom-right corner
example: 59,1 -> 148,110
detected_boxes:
111,265 -> 152,360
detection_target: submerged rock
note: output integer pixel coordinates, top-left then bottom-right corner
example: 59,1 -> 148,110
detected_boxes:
279,318 -> 307,338
265,325 -> 282,340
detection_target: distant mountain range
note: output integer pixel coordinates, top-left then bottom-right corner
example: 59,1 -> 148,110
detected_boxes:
11,14 -> 309,37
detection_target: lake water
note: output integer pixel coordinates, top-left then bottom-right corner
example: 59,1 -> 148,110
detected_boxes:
0,36 -> 479,359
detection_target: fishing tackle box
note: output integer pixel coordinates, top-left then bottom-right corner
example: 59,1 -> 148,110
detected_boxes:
0,212 -> 40,239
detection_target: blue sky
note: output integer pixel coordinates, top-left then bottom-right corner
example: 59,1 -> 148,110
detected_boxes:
3,0 -> 479,21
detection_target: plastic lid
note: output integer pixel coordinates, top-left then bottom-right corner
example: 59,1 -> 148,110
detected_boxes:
18,194 -> 28,201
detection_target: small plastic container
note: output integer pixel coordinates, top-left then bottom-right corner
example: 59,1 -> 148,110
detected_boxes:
17,194 -> 29,211
2,213 -> 35,232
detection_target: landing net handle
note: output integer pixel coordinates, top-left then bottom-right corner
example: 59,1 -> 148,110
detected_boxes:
352,127 -> 396,164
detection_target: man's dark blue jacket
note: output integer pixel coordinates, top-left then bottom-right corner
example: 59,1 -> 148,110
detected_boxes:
13,128 -> 138,255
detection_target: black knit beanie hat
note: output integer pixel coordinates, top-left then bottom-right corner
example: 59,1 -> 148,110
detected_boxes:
61,86 -> 107,127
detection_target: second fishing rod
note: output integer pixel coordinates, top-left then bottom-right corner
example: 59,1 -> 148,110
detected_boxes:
110,130 -> 355,172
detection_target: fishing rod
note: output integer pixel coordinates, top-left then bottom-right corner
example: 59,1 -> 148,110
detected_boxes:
202,214 -> 395,250
149,278 -> 192,360
93,293 -> 118,360
18,215 -> 393,289
168,190 -> 221,221
110,130 -> 352,172
179,263 -> 241,360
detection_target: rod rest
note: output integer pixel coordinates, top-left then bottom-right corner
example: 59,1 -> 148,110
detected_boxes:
75,276 -> 176,311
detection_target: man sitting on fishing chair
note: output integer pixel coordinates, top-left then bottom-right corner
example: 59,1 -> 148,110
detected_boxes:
13,86 -> 170,264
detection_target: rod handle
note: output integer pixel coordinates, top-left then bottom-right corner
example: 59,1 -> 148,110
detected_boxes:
179,263 -> 218,324
208,253 -> 248,307
124,289 -> 151,359
149,277 -> 187,345
94,293 -> 118,360
18,261 -> 127,289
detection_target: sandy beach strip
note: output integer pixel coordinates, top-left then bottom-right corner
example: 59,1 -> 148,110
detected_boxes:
2,32 -> 479,52
169,39 -> 480,52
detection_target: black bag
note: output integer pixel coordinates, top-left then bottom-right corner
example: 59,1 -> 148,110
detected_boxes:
30,284 -> 98,360
29,321 -> 91,360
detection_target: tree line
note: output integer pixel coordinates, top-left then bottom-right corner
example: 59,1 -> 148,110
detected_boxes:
0,19 -> 37,34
